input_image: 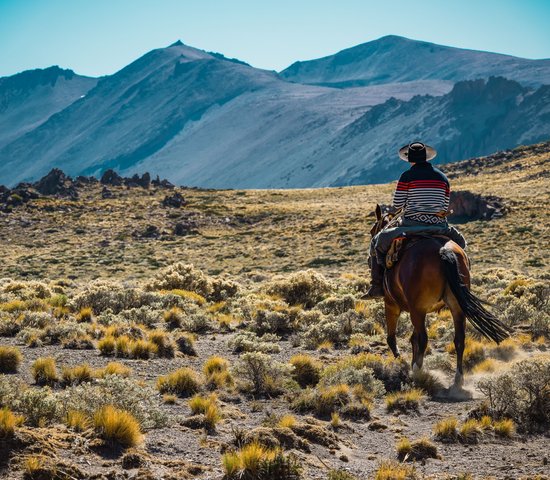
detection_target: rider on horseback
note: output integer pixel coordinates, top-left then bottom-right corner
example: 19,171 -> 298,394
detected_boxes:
365,142 -> 466,298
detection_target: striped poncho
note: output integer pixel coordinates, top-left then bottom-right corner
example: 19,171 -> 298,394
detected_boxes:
392,161 -> 450,224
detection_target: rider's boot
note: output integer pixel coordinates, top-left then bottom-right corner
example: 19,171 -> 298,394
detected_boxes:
364,260 -> 385,298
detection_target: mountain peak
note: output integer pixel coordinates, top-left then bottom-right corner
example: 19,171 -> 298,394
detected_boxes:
169,40 -> 184,47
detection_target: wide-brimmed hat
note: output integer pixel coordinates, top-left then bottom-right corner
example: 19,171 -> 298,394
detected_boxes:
398,142 -> 437,162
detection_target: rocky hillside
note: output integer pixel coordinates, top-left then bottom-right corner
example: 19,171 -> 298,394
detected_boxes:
0,66 -> 97,149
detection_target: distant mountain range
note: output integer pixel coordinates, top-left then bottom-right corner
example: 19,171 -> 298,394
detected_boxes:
1,36 -> 549,188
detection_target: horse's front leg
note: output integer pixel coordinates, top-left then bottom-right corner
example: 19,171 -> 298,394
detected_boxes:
385,299 -> 401,358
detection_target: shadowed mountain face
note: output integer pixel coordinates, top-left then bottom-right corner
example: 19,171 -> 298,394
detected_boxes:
0,37 -> 549,188
0,66 -> 97,148
280,35 -> 550,88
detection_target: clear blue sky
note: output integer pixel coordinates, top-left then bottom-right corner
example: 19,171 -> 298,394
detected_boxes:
1,0 -> 549,77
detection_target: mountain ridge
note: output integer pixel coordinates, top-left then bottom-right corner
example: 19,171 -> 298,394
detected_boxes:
0,36 -> 549,188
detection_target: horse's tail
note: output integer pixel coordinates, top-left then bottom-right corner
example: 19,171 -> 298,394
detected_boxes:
440,248 -> 510,344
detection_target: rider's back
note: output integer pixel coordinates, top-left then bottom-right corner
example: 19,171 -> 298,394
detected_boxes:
393,162 -> 450,225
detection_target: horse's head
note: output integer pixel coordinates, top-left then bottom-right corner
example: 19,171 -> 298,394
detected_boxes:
369,204 -> 394,237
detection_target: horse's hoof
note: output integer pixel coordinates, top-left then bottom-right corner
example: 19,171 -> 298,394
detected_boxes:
454,372 -> 464,388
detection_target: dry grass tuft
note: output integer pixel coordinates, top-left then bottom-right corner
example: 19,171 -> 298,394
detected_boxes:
278,414 -> 297,429
31,357 -> 58,386
98,361 -> 132,378
289,354 -> 321,388
0,407 -> 24,437
493,418 -> 515,438
459,419 -> 484,444
93,405 -> 142,447
157,367 -> 201,397
375,459 -> 419,480
397,437 -> 438,461
385,389 -> 425,414
0,346 -> 23,373
61,363 -> 94,386
65,410 -> 92,432
433,417 -> 458,442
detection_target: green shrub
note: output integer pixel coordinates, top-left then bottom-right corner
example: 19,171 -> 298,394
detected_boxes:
233,352 -> 293,396
477,357 -> 550,432
265,270 -> 331,308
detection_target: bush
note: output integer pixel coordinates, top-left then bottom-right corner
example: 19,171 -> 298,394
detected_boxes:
94,405 -> 142,447
129,339 -> 158,359
204,356 -> 230,376
289,354 -> 321,388
477,357 -> 550,431
0,346 -> 22,373
233,352 -> 293,396
157,367 -> 201,397
320,365 -> 385,397
32,357 -> 58,386
149,263 -> 210,295
231,331 -> 281,354
493,418 -> 515,438
300,312 -> 353,349
58,376 -> 166,429
0,407 -> 23,437
385,389 -> 425,414
265,270 -> 331,308
17,387 -> 59,426
315,295 -> 355,315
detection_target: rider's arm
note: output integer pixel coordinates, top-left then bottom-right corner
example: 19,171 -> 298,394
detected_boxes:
393,172 -> 409,210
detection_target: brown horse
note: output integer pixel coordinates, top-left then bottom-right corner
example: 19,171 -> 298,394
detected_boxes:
370,204 -> 510,387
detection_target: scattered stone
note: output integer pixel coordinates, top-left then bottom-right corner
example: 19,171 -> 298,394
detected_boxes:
243,426 -> 310,452
181,414 -> 206,429
33,168 -> 79,199
174,221 -> 198,236
162,192 -> 186,208
143,225 -> 160,238
75,175 -> 98,185
101,187 -> 114,199
100,169 -> 124,186
125,173 -> 151,188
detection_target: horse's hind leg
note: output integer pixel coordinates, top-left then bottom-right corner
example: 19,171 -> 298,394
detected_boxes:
450,306 -> 466,387
410,308 -> 428,371
385,300 -> 401,358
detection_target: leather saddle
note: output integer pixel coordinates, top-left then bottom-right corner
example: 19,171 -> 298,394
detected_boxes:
385,234 -> 452,269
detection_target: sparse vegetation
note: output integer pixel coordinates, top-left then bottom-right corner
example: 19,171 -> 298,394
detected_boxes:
0,143 -> 548,478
